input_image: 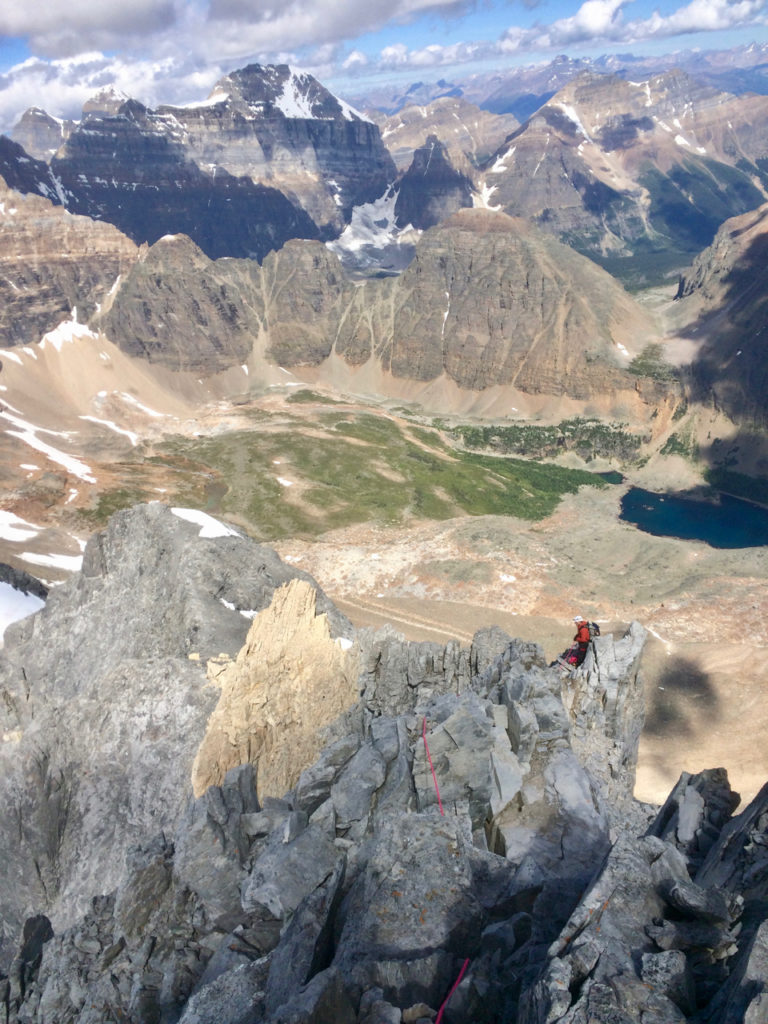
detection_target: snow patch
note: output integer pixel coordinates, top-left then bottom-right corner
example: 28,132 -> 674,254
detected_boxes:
277,477 -> 293,487
219,596 -> 259,618
39,317 -> 99,352
335,637 -> 354,651
79,415 -> 139,446
0,511 -> 41,542
490,145 -> 515,174
20,551 -> 83,572
474,181 -> 500,210
327,186 -> 415,256
118,393 -> 164,418
556,103 -> 591,139
0,582 -> 45,640
441,290 -> 450,339
177,88 -> 230,109
3,351 -> 22,365
674,134 -> 691,148
171,507 -> 241,538
272,69 -> 367,123
1,405 -> 96,482
532,134 -> 551,178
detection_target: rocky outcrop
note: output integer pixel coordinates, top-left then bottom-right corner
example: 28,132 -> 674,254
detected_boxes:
0,172 -> 138,348
94,233 -> 260,371
99,210 -> 670,408
48,97 -> 320,262
192,578 -> 360,800
394,135 -> 474,230
1,501 -> 764,1022
0,137 -> 63,204
375,97 -> 518,173
9,108 -> 75,161
169,64 -> 396,234
0,503 -> 350,964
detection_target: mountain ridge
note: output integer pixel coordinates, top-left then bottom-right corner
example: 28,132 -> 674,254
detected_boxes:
0,502 -> 766,1022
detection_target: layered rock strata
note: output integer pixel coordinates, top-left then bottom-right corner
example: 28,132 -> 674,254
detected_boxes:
98,210 -> 671,407
8,64 -> 396,259
480,70 -> 768,262
394,135 -> 474,230
0,174 -> 138,347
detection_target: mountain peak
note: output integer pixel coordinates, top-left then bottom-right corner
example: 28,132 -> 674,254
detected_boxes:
83,86 -> 132,116
213,63 -> 369,123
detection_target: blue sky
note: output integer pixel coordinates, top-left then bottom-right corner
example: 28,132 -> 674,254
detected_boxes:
0,0 -> 767,131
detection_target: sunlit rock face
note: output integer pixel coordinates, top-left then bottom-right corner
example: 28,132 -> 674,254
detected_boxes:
480,70 -> 768,262
0,171 -> 138,348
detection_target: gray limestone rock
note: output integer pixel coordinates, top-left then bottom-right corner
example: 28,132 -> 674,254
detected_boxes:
270,966 -> 356,1024
3,503 -> 767,1024
648,767 -> 740,871
241,825 -> 342,921
331,812 -> 498,1007
331,743 -> 387,830
263,857 -> 346,1016
173,765 -> 259,931
177,957 -> 270,1024
0,502 -> 348,967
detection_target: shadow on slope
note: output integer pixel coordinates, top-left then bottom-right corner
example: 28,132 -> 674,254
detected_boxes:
682,231 -> 768,429
644,654 -> 718,739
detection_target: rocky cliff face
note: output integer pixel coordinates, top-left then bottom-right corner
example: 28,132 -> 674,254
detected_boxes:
168,64 -> 396,234
1,502 -> 766,1023
9,108 -> 75,161
0,173 -> 138,347
394,135 -> 474,230
7,64 -> 396,260
374,97 -> 518,171
48,96 -> 321,262
99,210 -> 668,407
675,203 -> 768,425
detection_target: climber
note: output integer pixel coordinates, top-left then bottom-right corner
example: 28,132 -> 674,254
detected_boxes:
572,615 -> 591,666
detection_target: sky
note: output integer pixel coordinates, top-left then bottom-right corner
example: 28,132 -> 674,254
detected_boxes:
0,0 -> 767,131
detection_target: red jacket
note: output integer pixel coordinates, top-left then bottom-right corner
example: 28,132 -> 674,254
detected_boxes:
574,622 -> 590,644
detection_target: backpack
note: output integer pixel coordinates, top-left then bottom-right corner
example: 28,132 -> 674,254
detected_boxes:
588,621 -> 601,640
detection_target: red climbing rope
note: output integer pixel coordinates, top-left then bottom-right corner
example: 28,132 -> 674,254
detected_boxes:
435,958 -> 471,1022
422,715 -> 444,816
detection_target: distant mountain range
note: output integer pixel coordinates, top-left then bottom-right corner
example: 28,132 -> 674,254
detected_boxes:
348,43 -> 768,119
1,53 -> 768,465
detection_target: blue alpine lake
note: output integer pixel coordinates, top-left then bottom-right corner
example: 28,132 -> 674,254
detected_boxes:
619,487 -> 768,548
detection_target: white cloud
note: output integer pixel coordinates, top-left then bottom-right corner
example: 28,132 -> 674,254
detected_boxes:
342,49 -> 369,70
627,0 -> 766,38
0,0 -> 766,133
0,0 -> 177,56
0,51 -> 230,132
546,0 -> 627,44
500,0 -> 768,51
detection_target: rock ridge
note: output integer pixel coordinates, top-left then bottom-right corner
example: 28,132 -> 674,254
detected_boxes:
0,503 -> 765,1022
